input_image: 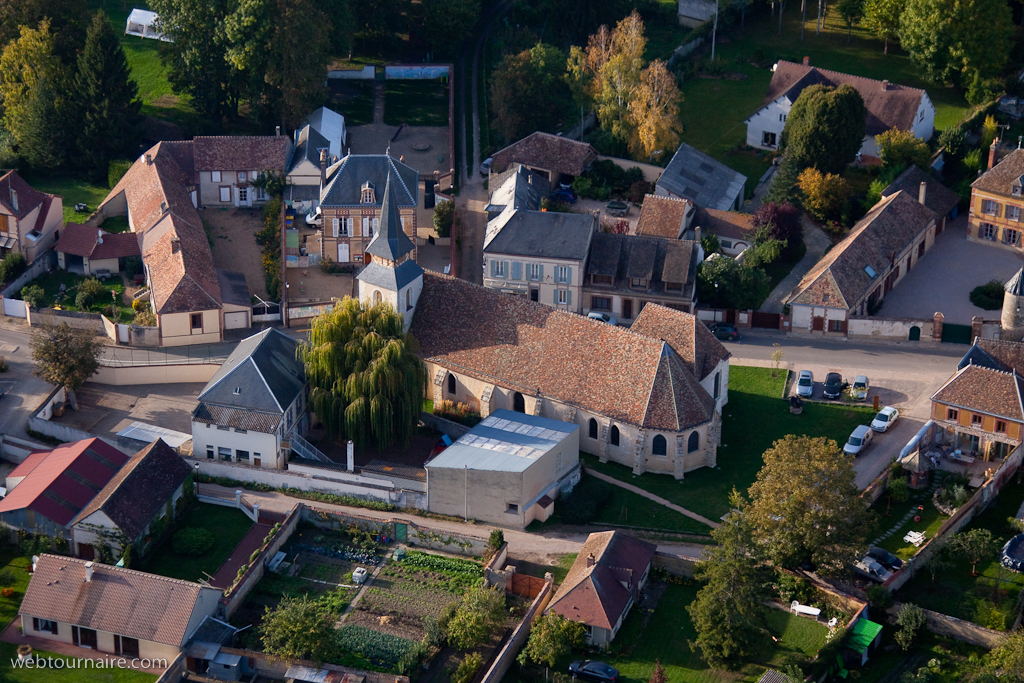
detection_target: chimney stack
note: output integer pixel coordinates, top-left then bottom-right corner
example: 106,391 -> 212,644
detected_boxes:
319,149 -> 328,194
802,56 -> 810,66
10,189 -> 17,212
84,562 -> 94,583
275,125 -> 281,136
882,80 -> 889,91
989,138 -> 1000,170
145,153 -> 152,165
918,181 -> 927,206
586,553 -> 596,567
171,236 -> 181,253
694,225 -> 702,245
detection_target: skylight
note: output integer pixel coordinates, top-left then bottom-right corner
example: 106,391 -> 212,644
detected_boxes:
864,266 -> 877,279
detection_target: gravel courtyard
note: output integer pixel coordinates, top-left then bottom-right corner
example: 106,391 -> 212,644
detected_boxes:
203,207 -> 268,300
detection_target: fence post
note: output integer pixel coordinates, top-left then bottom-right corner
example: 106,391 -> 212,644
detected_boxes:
235,490 -> 242,508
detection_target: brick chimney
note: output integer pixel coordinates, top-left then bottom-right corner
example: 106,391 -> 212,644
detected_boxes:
802,56 -> 810,66
918,181 -> 927,206
586,553 -> 596,567
989,138 -> 1000,170
275,125 -> 281,136
145,153 -> 152,165
882,80 -> 889,91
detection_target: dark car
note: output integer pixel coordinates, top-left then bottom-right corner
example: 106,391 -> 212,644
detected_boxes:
550,188 -> 578,204
708,323 -> 740,341
823,372 -> 845,399
868,546 -> 904,571
569,660 -> 619,683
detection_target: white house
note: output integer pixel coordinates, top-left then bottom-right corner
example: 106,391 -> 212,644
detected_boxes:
286,107 -> 348,189
194,135 -> 289,208
191,328 -> 308,469
744,60 -> 935,162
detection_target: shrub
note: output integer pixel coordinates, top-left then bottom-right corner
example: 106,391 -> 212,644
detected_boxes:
433,199 -> 455,238
123,255 -> 143,278
628,180 -> 650,204
970,279 -> 1005,310
75,278 -> 107,310
433,400 -> 482,427
133,309 -> 156,326
963,149 -> 983,174
797,167 -> 849,223
489,528 -> 504,550
452,653 -> 483,683
938,126 -> 967,162
19,284 -> 44,307
131,297 -> 147,312
171,527 -> 215,556
866,584 -> 893,609
0,251 -> 27,285
559,476 -> 611,524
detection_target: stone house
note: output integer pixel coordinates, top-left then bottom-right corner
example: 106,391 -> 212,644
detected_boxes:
744,59 -> 935,162
192,328 -> 308,470
194,135 -> 289,208
0,170 -> 64,263
787,189 -> 937,335
20,554 -> 221,662
968,147 -> 1024,251
881,165 -> 960,234
546,531 -> 656,647
489,132 -> 597,187
317,154 -> 419,265
54,223 -> 141,277
69,439 -> 193,560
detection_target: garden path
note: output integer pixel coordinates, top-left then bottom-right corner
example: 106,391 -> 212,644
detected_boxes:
583,468 -> 721,529
869,478 -> 941,547
758,219 -> 831,314
335,547 -> 396,628
209,522 -> 270,588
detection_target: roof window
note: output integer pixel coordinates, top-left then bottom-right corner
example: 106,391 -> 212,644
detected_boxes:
864,265 -> 877,279
361,181 -> 375,204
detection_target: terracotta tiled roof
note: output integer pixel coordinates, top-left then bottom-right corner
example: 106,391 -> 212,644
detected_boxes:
788,191 -> 935,310
409,273 -> 715,431
697,208 -> 756,243
585,233 -> 699,301
0,170 -> 48,220
491,132 -> 597,176
102,142 -> 222,314
761,61 -> 929,136
630,303 -> 730,381
881,165 -> 960,218
546,531 -> 656,631
21,554 -> 213,647
635,194 -> 693,239
931,364 -> 1024,421
972,148 -> 1024,195
962,338 -> 1024,375
193,135 -> 289,172
70,439 -> 192,540
54,224 -> 140,260
0,438 -> 129,527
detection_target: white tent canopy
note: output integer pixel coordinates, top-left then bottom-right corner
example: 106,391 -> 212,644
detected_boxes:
125,9 -> 172,42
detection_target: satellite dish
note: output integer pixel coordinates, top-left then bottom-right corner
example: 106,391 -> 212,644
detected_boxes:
97,228 -> 103,244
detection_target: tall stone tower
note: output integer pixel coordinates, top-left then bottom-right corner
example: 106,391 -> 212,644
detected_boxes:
1001,267 -> 1024,341
356,171 -> 424,332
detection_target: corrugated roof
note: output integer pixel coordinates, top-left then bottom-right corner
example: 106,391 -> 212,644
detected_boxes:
425,410 -> 576,472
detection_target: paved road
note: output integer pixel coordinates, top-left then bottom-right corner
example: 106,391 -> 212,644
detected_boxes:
0,321 -> 52,442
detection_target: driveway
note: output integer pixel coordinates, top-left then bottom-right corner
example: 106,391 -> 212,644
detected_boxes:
876,216 -> 1024,324
758,218 -> 831,314
203,207 -> 268,300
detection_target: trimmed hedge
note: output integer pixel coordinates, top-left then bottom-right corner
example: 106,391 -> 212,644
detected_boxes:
171,527 -> 215,556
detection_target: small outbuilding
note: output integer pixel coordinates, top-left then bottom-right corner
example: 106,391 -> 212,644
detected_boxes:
846,618 -> 883,666
424,410 -> 580,528
125,9 -> 172,42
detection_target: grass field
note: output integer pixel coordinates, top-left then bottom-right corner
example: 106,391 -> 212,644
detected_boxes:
0,642 -> 158,683
329,81 -> 375,126
384,81 -> 449,127
896,480 -> 1024,630
20,174 -> 112,226
582,366 -> 875,522
871,475 -> 951,561
141,504 -> 252,583
0,551 -> 32,630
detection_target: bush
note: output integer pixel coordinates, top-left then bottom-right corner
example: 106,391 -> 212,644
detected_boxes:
123,255 -> 143,279
452,653 -> 483,683
559,476 -> 611,524
133,309 -> 156,326
970,279 -> 1005,310
433,400 -> 482,427
19,284 -> 44,307
433,199 -> 455,238
866,584 -> 893,609
171,527 -> 215,556
938,126 -> 967,162
628,180 -> 650,204
75,278 -> 108,310
0,251 -> 27,285
108,159 -> 133,189
131,297 -> 147,312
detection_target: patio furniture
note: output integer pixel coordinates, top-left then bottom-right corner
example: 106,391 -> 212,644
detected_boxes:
904,531 -> 926,547
949,450 -> 975,464
791,600 -> 822,618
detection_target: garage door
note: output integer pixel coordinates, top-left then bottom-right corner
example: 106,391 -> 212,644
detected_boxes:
224,311 -> 249,329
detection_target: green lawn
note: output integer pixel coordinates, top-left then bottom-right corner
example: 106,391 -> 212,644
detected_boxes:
329,81 -> 375,126
676,6 -> 971,185
22,271 -> 135,323
0,551 -> 32,630
582,366 -> 875,522
896,480 -> 1024,630
141,504 -> 253,583
871,477 -> 951,561
596,583 -> 828,683
0,642 -> 158,683
856,629 -> 989,683
384,81 -> 449,127
20,174 -> 112,226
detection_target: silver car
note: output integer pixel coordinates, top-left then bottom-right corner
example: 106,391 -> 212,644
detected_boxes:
843,425 -> 874,456
796,370 -> 814,397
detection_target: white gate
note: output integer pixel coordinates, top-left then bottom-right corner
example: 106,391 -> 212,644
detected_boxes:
2,298 -> 26,318
116,324 -> 130,343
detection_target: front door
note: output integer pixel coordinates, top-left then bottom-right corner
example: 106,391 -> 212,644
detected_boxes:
812,316 -> 825,331
338,243 -> 350,262
622,299 -> 633,319
253,456 -> 261,467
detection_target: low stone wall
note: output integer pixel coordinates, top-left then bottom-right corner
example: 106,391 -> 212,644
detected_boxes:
222,505 -> 302,618
596,155 -> 664,185
28,385 -> 96,444
91,363 -> 221,385
887,604 -> 1006,648
27,306 -> 105,333
0,251 -> 53,298
847,316 -> 935,342
188,646 -> 408,683
484,542 -> 510,590
479,577 -> 554,683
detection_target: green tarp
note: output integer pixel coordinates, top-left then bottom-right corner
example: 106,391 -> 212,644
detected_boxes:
286,230 -> 300,248
847,619 -> 883,654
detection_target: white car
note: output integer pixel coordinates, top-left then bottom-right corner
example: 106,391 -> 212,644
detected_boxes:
480,157 -> 492,176
843,425 -> 874,456
796,370 -> 814,397
587,311 -> 618,326
871,406 -> 900,432
305,206 -> 322,227
850,375 -> 869,401
854,557 -> 893,583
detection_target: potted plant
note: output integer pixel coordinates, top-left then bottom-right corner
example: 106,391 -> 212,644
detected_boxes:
17,644 -> 32,663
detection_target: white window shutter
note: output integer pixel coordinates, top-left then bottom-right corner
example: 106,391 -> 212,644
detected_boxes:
373,217 -> 380,233
346,217 -> 353,235
362,216 -> 369,236
332,217 -> 339,237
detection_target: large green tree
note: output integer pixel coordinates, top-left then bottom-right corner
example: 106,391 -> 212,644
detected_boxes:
422,0 -> 479,59
688,500 -> 771,667
299,297 -> 425,450
30,323 -> 104,398
0,0 -> 88,62
259,596 -> 333,662
491,43 -> 571,142
18,77 -> 71,171
445,586 -> 507,650
862,0 -> 903,53
697,256 -> 771,311
782,84 -> 866,175
743,435 -> 874,574
987,630 -> 1024,680
899,0 -> 1012,84
75,12 -> 143,179
0,20 -> 60,148
517,612 -> 585,671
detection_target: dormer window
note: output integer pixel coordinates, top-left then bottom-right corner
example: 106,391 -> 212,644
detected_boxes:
665,281 -> 682,291
1013,177 -> 1024,196
361,181 -> 375,204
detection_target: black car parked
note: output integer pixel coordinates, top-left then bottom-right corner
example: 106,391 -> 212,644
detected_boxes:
569,660 -> 619,683
868,546 -> 904,571
823,372 -> 846,399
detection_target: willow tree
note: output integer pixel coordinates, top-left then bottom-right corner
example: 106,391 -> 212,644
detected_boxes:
299,297 -> 425,450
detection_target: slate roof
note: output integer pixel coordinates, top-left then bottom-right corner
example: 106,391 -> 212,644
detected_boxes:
54,223 -> 141,260
678,0 -> 718,20
0,170 -> 49,220
357,259 -> 424,291
0,438 -> 129,528
635,194 -> 693,239
320,155 -> 418,208
365,172 -> 416,262
191,403 -> 282,434
305,106 -> 346,157
289,125 -> 332,174
490,132 -> 598,176
586,233 -> 699,300
484,209 -> 595,260
972,148 -> 1024,195
410,273 -> 716,431
881,165 -> 960,218
696,208 -> 756,243
69,439 -> 192,540
486,165 -> 548,215
101,141 -> 223,315
788,191 -> 936,310
546,531 -> 656,631
630,303 -> 731,381
1006,268 -> 1024,297
193,135 -> 289,172
931,364 -> 1024,421
21,554 -> 215,647
657,143 -> 747,211
758,61 -> 930,136
197,328 -> 305,416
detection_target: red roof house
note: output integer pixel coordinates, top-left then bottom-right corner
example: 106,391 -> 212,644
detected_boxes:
0,438 -> 129,540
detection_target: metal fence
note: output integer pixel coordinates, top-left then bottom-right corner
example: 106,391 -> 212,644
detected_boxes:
99,343 -> 234,367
